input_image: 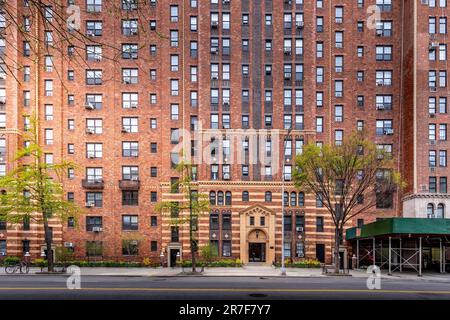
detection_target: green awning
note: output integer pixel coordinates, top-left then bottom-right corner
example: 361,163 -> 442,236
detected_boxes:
346,218 -> 450,240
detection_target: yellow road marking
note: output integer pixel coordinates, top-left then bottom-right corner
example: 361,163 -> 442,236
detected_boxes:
0,287 -> 449,294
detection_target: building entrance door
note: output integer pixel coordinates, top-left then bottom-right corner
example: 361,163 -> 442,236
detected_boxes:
169,248 -> 180,267
249,243 -> 266,262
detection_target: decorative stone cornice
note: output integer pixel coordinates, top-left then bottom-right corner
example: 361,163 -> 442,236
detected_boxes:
402,193 -> 450,201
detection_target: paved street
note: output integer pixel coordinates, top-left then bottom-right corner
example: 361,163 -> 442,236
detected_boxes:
1,274 -> 450,300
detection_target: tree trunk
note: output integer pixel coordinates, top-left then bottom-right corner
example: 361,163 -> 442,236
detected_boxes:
334,226 -> 340,274
44,220 -> 53,272
191,239 -> 196,273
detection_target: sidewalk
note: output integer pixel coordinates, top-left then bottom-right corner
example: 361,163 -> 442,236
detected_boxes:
2,265 -> 450,281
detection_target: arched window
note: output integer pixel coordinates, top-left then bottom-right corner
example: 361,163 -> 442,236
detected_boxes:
209,191 -> 216,205
225,191 -> 232,206
283,192 -> 289,206
265,191 -> 272,202
298,192 -> 305,207
437,203 -> 445,218
242,191 -> 249,202
217,191 -> 224,206
290,192 -> 297,207
427,203 -> 435,218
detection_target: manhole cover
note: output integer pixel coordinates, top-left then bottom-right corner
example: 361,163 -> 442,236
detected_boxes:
249,293 -> 268,298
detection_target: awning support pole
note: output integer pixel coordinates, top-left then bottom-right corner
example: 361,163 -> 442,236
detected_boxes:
444,246 -> 446,273
418,237 -> 422,277
356,239 -> 359,269
373,237 -> 376,267
388,236 -> 392,275
399,238 -> 402,272
440,238 -> 443,273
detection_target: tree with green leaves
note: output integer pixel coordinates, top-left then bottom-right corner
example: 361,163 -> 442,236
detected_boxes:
0,116 -> 80,272
155,161 -> 210,273
293,132 -> 403,274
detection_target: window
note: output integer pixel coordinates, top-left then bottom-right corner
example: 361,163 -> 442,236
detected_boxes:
86,192 -> 102,207
122,117 -> 138,133
316,217 -> 324,232
122,215 -> 138,230
86,143 -> 102,158
122,141 -> 139,157
122,191 -> 138,206
86,216 -> 102,232
122,44 -> 137,59
86,70 -> 102,85
122,19 -> 138,35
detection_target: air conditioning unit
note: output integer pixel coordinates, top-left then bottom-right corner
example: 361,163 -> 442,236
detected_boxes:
64,242 -> 73,248
88,154 -> 96,159
130,240 -> 138,245
131,176 -> 139,181
376,80 -> 384,86
296,21 -> 304,29
86,30 -> 95,37
85,104 -> 95,110
130,30 -> 138,35
223,101 -> 230,107
430,112 -> 436,118
376,105 -> 385,110
223,173 -> 230,180
211,75 -> 219,80
429,42 -> 439,50
92,226 -> 103,232
296,227 -> 304,232
284,48 -> 292,55
122,127 -> 130,133
284,74 -> 292,80
377,154 -> 384,160
95,57 -> 102,62
130,103 -> 138,109
86,128 -> 95,134
211,21 -> 219,28
211,47 -> 219,54
430,86 -> 437,92
430,167 -> 436,173
384,129 -> 394,135
123,79 -> 131,84
223,0 -> 230,4
430,139 -> 436,145
85,201 -> 95,208
376,29 -> 383,36
0,97 -> 5,104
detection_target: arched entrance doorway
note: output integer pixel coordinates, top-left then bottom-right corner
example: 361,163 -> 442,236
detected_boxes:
239,205 -> 276,264
248,229 -> 267,262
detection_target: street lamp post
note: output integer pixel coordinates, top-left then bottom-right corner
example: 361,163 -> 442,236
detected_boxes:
281,127 -> 292,276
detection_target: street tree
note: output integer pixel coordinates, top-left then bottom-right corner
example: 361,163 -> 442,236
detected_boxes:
155,161 -> 210,273
293,132 -> 403,274
0,116 -> 80,271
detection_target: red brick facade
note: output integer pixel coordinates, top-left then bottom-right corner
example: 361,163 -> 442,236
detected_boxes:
1,0 -> 442,265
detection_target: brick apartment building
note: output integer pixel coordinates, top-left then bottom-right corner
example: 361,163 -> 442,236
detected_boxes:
0,0 -> 447,267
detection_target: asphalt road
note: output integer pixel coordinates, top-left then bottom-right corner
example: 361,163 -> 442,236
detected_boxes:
0,275 -> 450,300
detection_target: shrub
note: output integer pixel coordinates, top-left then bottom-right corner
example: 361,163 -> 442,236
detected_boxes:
178,259 -> 242,268
274,259 -> 322,268
33,258 -> 47,268
3,257 -> 20,266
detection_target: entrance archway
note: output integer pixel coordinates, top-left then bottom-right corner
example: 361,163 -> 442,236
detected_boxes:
239,205 -> 276,264
248,229 -> 267,262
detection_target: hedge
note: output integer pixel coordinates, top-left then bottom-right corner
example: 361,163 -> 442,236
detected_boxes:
178,259 -> 243,268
